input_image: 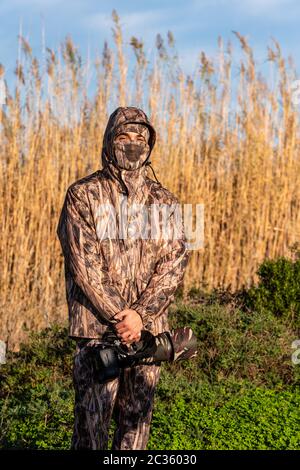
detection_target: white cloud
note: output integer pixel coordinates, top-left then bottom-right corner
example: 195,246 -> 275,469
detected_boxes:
118,10 -> 169,29
1,0 -> 62,8
192,0 -> 297,12
0,0 -> 85,15
82,8 -> 186,49
238,0 -> 295,10
83,12 -> 111,31
192,0 -> 227,7
191,0 -> 300,21
83,9 -> 171,33
230,0 -> 300,20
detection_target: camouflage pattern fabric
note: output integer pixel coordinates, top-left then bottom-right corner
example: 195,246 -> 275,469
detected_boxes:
56,106 -> 191,450
56,106 -> 191,339
71,338 -> 161,450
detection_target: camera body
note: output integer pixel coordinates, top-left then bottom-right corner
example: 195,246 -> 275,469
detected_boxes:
91,327 -> 197,384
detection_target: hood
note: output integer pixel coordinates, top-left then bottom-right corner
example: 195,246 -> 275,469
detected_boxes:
101,107 -> 159,195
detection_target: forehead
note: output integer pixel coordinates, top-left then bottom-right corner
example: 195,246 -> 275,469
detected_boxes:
115,122 -> 150,139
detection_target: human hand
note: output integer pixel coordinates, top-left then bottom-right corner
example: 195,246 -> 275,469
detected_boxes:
114,309 -> 143,345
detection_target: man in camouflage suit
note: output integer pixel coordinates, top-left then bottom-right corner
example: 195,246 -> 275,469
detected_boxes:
56,106 -> 190,450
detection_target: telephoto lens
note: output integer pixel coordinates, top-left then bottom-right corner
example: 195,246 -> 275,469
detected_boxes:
92,326 -> 198,384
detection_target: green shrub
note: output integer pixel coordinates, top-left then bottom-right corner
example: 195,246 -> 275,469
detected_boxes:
169,301 -> 299,387
242,254 -> 300,328
0,325 -> 75,449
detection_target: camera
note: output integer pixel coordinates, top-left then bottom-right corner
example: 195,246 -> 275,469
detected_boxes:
90,326 -> 198,384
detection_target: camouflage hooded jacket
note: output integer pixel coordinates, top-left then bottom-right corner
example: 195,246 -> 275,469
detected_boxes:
56,106 -> 190,339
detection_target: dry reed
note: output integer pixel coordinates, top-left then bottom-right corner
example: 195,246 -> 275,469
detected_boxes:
1,10 -> 300,350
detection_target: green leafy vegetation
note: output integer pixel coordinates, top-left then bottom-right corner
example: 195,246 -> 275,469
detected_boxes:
1,256 -> 300,449
241,250 -> 300,328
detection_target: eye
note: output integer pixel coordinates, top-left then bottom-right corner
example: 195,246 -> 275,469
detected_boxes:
116,135 -> 127,142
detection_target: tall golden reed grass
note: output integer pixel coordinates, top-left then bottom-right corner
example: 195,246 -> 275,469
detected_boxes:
1,10 -> 300,350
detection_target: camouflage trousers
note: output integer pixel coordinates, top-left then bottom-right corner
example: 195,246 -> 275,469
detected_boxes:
71,338 -> 161,450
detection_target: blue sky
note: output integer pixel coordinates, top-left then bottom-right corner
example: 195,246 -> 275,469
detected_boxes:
1,0 -> 300,97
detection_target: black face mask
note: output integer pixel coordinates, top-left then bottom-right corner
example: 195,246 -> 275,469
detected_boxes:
113,141 -> 150,170
123,142 -> 145,161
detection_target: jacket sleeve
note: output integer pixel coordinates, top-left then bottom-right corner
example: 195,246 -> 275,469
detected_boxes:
56,184 -> 129,324
130,203 -> 190,330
